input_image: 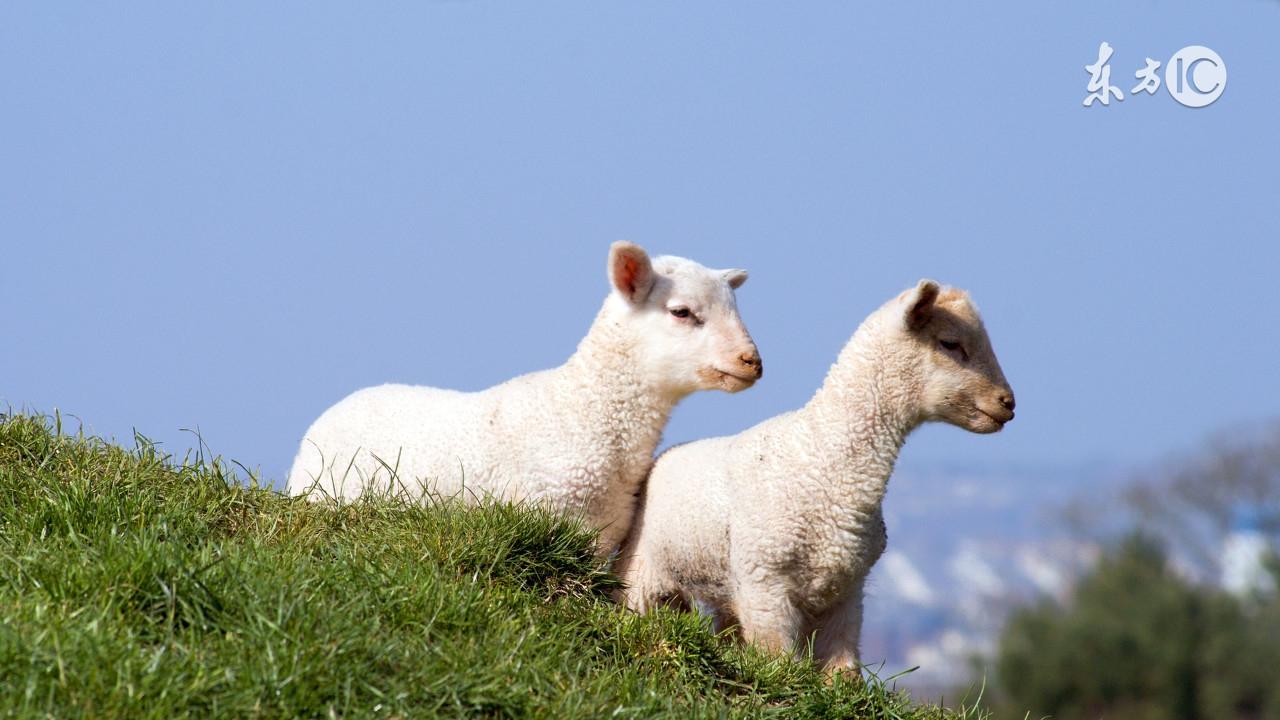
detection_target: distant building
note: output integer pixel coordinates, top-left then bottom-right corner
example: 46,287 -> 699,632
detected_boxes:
1221,506 -> 1277,596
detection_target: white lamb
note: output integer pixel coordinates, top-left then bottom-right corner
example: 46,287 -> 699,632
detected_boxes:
286,241 -> 763,555
616,280 -> 1015,672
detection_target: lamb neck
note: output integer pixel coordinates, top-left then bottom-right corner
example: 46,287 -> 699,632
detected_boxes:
798,321 -> 922,511
559,304 -> 678,466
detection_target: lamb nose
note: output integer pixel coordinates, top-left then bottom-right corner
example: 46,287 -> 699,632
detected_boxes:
741,352 -> 763,377
999,394 -> 1016,411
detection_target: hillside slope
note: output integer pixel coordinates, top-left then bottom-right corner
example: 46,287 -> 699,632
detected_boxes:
0,413 -> 986,719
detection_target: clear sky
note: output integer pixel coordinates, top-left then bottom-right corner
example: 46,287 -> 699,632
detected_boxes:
3,1 -> 1277,484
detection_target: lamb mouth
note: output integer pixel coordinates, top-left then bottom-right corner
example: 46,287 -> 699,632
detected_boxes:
715,369 -> 758,390
697,366 -> 757,391
978,409 -> 1013,427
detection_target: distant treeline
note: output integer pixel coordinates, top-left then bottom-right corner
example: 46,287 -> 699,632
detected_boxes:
990,422 -> 1280,720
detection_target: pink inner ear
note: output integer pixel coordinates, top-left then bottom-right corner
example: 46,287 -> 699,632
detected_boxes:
618,256 -> 638,295
619,253 -> 650,295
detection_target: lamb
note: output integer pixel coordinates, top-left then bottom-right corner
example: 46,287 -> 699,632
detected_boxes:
285,241 -> 763,555
616,280 -> 1015,672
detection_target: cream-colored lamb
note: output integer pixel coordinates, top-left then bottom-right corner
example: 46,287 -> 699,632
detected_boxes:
286,242 -> 762,555
617,280 -> 1014,671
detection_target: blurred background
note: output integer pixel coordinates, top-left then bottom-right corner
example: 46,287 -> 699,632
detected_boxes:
3,2 -> 1278,716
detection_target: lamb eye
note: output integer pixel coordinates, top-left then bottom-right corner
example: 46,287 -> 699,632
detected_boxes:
939,339 -> 965,355
669,307 -> 692,319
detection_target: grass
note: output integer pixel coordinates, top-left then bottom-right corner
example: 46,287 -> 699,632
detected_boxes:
0,412 -> 988,719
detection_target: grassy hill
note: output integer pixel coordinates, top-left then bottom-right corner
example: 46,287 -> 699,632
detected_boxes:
0,413 -> 987,719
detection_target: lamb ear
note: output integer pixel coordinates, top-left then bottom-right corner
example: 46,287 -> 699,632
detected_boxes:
608,241 -> 655,304
722,269 -> 748,289
905,279 -> 941,330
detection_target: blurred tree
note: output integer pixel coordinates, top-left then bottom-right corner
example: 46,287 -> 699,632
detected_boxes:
994,536 -> 1280,720
996,535 -> 1201,720
1196,556 -> 1280,720
1123,421 -> 1280,581
997,423 -> 1280,719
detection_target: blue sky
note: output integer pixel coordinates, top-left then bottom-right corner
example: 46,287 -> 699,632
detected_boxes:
3,1 -> 1277,485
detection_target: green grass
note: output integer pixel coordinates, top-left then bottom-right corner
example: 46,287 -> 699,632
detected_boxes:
0,412 -> 987,719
